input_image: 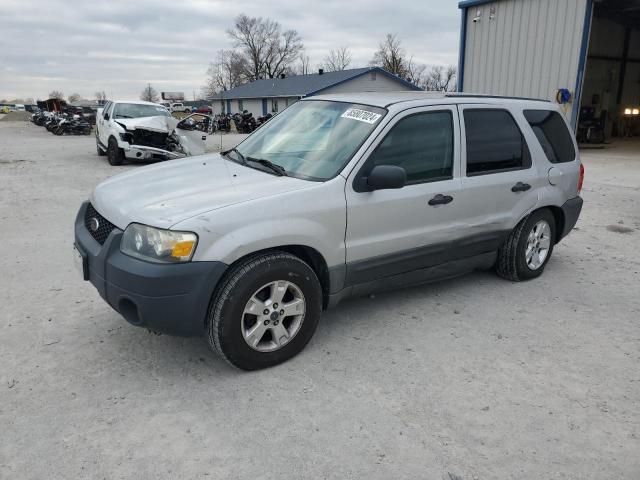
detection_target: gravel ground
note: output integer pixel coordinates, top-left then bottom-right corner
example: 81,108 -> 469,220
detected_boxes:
1,122 -> 639,479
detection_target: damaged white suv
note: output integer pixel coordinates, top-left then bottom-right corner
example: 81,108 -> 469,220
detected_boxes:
96,100 -> 207,165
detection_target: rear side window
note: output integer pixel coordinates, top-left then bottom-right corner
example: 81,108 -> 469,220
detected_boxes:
365,111 -> 454,184
464,109 -> 531,175
523,110 -> 576,163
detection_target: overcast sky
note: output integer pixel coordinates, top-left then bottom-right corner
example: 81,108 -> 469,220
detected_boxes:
0,0 -> 460,101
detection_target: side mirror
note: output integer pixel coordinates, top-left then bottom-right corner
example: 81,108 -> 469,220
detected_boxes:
103,113 -> 109,120
365,165 -> 407,191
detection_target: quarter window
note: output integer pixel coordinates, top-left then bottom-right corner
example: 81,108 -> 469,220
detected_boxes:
464,109 -> 531,175
364,111 -> 454,184
523,109 -> 576,163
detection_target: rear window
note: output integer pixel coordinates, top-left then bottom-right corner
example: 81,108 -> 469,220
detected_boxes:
523,110 -> 576,163
464,109 -> 531,176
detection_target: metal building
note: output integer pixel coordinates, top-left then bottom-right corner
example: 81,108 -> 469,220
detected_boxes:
458,0 -> 640,142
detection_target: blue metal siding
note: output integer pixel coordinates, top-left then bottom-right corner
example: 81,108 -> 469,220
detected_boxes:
457,7 -> 468,91
571,0 -> 594,128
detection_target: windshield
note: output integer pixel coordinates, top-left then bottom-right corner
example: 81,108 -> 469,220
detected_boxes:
234,100 -> 386,180
113,103 -> 170,119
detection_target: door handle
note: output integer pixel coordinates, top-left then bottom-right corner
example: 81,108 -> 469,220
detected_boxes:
428,194 -> 454,206
511,182 -> 531,192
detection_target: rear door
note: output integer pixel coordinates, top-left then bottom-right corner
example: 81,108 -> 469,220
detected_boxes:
344,105 -> 463,285
454,105 -> 540,256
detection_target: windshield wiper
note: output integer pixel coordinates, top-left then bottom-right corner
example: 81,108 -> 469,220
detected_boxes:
222,147 -> 246,164
246,157 -> 288,176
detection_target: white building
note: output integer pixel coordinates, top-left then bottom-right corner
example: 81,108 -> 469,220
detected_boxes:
458,0 -> 640,143
208,67 -> 421,118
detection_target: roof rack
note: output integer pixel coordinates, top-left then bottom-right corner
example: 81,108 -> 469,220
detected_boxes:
445,93 -> 550,102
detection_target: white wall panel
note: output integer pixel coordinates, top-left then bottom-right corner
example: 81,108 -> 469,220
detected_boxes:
462,0 -> 588,105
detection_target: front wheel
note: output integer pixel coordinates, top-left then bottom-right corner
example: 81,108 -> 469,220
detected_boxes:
107,137 -> 124,166
496,209 -> 556,281
207,252 -> 322,370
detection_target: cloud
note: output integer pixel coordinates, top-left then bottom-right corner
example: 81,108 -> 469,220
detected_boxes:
0,0 -> 459,101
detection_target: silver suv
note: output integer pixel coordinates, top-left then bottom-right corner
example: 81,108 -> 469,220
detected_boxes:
74,92 -> 584,370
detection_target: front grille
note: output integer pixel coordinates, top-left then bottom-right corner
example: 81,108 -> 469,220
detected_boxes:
84,203 -> 116,245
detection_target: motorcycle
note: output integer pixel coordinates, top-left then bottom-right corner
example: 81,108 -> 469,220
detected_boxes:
232,110 -> 256,134
256,113 -> 273,128
215,114 -> 232,133
53,114 -> 92,135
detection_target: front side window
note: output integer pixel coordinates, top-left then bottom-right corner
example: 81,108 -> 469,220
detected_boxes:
113,103 -> 170,119
234,100 -> 386,181
103,101 -> 111,118
464,109 -> 530,175
362,111 -> 454,184
523,109 -> 576,163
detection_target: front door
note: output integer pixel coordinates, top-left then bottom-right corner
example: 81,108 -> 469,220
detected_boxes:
344,105 -> 463,285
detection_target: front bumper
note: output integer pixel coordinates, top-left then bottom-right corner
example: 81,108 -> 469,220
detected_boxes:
74,201 -> 227,336
122,143 -> 184,161
558,196 -> 583,241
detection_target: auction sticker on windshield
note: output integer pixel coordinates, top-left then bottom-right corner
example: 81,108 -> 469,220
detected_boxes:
340,108 -> 382,124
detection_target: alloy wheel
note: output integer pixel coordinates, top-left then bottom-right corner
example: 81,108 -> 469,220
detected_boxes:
241,280 -> 306,352
525,220 -> 551,270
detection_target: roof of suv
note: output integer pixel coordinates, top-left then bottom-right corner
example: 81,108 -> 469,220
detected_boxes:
308,91 -> 551,108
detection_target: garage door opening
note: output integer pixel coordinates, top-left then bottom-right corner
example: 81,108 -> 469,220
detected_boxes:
578,0 -> 640,147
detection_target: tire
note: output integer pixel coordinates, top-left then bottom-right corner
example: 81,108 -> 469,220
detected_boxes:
107,137 -> 124,166
496,208 -> 556,281
207,251 -> 322,370
96,138 -> 106,156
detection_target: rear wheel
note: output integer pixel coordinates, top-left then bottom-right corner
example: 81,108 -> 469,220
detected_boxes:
107,137 -> 124,166
207,252 -> 322,370
496,209 -> 556,281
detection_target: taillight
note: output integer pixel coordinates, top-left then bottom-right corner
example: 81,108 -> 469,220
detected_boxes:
578,163 -> 585,193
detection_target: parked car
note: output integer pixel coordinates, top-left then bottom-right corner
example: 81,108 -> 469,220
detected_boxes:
14,104 -> 26,111
74,92 -> 584,370
169,102 -> 191,113
196,105 -> 213,114
95,100 -> 206,165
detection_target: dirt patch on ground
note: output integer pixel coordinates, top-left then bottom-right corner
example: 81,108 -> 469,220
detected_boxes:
0,111 -> 31,122
607,224 -> 635,234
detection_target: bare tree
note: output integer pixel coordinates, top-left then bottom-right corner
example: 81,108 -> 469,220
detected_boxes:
264,28 -> 304,78
297,54 -> 311,75
423,65 -> 457,92
67,93 -> 81,103
203,49 -> 251,97
324,46 -> 352,71
370,34 -> 408,77
48,90 -> 64,100
405,57 -> 426,86
228,14 -> 277,80
227,14 -> 303,80
95,91 -> 108,102
140,83 -> 159,102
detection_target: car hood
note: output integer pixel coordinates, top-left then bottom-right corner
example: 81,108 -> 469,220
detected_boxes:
91,153 -> 314,229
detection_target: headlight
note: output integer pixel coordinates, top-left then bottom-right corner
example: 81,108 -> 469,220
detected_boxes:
121,223 -> 197,263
